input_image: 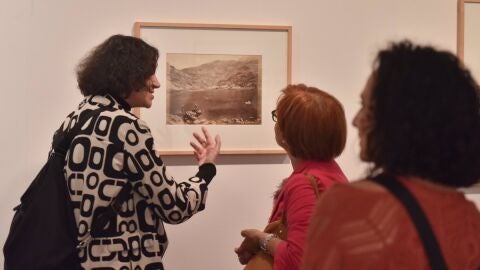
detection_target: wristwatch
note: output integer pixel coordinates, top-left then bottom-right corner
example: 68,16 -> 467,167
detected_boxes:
260,233 -> 277,254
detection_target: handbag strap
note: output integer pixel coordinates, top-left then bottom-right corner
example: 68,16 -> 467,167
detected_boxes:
304,173 -> 321,198
52,107 -> 110,156
371,174 -> 448,270
53,107 -> 132,240
280,173 -> 321,225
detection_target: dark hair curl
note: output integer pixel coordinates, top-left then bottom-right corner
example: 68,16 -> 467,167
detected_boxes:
76,34 -> 159,97
367,41 -> 480,187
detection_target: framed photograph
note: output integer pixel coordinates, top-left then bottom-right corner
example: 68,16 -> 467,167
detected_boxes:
166,53 -> 262,125
457,0 -> 480,192
133,22 -> 291,155
457,0 -> 480,82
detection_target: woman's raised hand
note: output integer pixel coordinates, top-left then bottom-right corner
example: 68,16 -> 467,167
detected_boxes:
190,127 -> 221,165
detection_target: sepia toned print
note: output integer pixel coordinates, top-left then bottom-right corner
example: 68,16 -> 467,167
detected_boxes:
166,53 -> 262,125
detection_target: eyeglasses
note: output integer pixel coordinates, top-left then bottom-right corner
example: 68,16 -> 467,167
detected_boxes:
271,110 -> 277,122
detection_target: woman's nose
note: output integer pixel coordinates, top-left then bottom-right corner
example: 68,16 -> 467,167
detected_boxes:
151,75 -> 160,88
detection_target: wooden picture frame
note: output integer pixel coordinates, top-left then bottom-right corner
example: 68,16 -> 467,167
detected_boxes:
457,0 -> 480,70
457,0 -> 480,193
133,22 -> 291,155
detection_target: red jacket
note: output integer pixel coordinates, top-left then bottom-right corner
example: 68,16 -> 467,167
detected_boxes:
269,160 -> 348,270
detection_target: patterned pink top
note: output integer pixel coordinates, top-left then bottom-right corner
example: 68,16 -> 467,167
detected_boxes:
301,177 -> 480,270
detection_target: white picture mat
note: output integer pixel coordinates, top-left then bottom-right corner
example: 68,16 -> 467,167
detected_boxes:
139,26 -> 289,151
465,3 -> 480,82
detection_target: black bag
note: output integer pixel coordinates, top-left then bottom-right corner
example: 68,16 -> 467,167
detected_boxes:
3,148 -> 82,270
3,108 -> 130,270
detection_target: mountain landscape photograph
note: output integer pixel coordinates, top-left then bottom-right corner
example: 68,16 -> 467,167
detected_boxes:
166,53 -> 262,125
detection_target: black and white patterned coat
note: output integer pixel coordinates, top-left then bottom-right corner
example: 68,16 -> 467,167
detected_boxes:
54,95 -> 215,270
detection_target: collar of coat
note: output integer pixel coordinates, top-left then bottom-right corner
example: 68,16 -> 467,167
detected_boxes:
83,94 -> 132,112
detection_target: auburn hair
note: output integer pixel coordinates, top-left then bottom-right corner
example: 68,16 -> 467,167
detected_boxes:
276,84 -> 347,161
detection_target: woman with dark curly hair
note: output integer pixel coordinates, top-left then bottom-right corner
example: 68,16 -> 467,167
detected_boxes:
56,35 -> 221,269
301,41 -> 480,270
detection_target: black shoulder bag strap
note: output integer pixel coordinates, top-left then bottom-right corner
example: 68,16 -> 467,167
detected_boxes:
52,108 -> 108,156
54,108 -> 132,242
371,174 -> 448,270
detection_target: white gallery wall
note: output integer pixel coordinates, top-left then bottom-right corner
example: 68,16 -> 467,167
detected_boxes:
1,0 -> 478,269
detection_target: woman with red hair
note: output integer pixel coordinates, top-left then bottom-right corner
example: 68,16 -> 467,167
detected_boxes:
235,84 -> 348,270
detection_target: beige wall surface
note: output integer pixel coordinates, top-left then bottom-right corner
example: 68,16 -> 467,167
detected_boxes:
1,0 -> 477,269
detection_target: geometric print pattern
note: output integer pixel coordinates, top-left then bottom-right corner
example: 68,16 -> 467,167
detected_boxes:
54,95 -> 210,270
302,180 -> 480,270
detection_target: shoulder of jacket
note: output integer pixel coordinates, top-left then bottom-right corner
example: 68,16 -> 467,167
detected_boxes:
282,173 -> 316,193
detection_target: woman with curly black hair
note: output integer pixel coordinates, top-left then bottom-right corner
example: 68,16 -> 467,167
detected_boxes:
60,35 -> 220,269
301,41 -> 480,270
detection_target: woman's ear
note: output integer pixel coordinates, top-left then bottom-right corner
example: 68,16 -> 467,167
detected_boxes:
279,133 -> 289,150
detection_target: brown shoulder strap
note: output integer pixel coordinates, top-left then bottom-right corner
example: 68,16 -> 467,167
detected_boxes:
304,173 -> 321,198
281,210 -> 287,227
281,173 -> 321,225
